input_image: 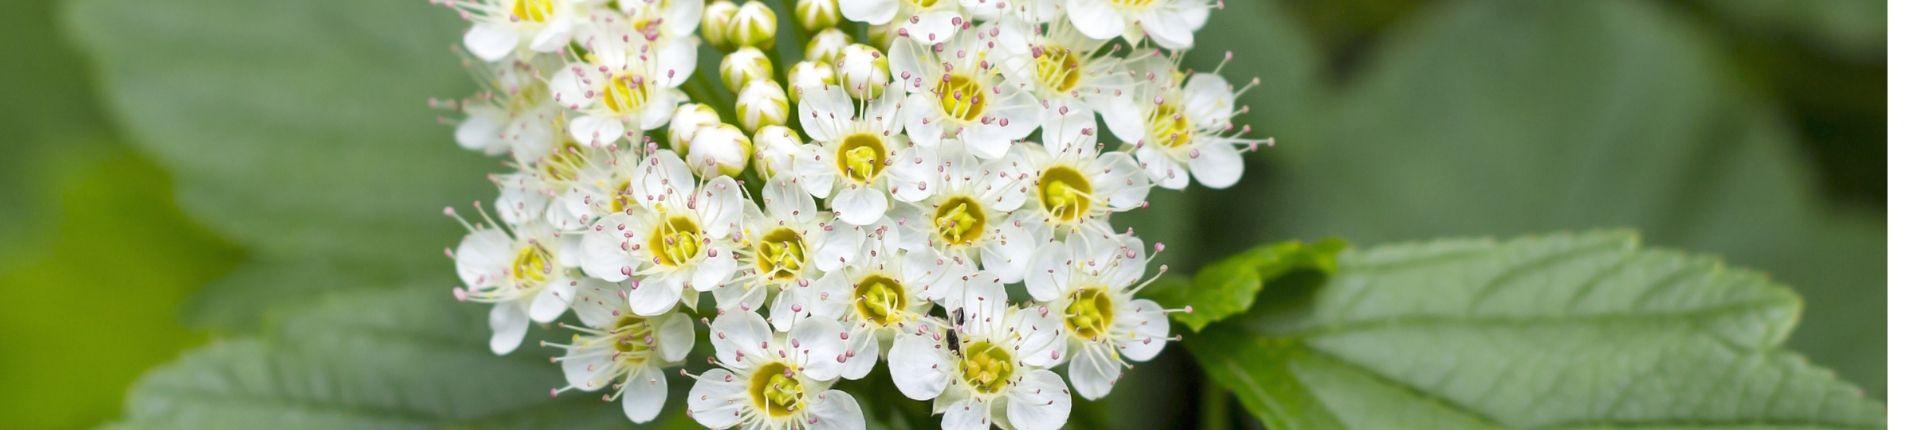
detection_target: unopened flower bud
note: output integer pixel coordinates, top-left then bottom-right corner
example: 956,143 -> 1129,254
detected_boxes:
688,124 -> 752,178
837,44 -> 889,100
668,103 -> 722,155
727,1 -> 778,51
787,61 -> 838,100
794,0 -> 840,33
735,79 -> 790,133
702,1 -> 740,51
721,47 -> 773,93
753,125 -> 805,178
805,28 -> 851,63
866,22 -> 896,48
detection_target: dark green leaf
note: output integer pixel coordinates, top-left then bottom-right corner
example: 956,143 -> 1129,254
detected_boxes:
1189,231 -> 1885,429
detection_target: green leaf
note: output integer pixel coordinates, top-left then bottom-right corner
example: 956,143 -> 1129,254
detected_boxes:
1202,0 -> 1885,394
114,287 -> 698,430
66,0 -> 497,328
1188,231 -> 1885,429
1147,239 -> 1345,331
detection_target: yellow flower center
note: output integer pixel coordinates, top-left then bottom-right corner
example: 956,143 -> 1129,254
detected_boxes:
1107,0 -> 1157,10
607,180 -> 637,213
510,243 -> 554,288
610,314 -> 657,366
602,74 -> 650,114
932,197 -> 987,246
1037,166 -> 1094,224
511,0 -> 556,23
852,275 -> 907,326
538,141 -> 588,182
1147,104 -> 1193,149
961,342 -> 1015,394
748,363 -> 806,418
1063,287 -> 1115,340
1033,46 -> 1083,94
647,216 -> 703,267
834,132 -> 888,185
754,228 -> 808,282
933,74 -> 988,122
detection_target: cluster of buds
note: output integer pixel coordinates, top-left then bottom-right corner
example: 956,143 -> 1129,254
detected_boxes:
435,0 -> 1267,427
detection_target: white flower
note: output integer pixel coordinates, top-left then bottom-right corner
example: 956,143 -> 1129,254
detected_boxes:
549,19 -> 698,146
736,79 -> 792,133
578,151 -> 746,315
888,279 -> 1070,430
689,123 -> 754,178
804,228 -> 951,379
887,143 -> 1039,298
549,144 -> 645,230
1006,109 -> 1150,234
993,19 -> 1143,140
451,216 -> 581,355
1024,232 -> 1170,399
890,30 -> 1041,159
1119,67 -> 1260,190
836,44 -> 892,100
457,58 -> 564,163
1064,0 -> 1210,49
554,310 -> 697,424
716,181 -> 829,328
839,0 -> 967,44
689,312 -> 864,430
444,0 -> 590,61
792,83 -> 916,225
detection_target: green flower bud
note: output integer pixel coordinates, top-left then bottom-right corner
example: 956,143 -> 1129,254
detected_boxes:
866,22 -> 896,49
720,47 -> 774,93
688,123 -> 752,178
702,1 -> 739,51
805,28 -> 851,63
735,79 -> 790,133
837,44 -> 889,100
726,1 -> 778,51
794,0 -> 840,33
787,60 -> 838,101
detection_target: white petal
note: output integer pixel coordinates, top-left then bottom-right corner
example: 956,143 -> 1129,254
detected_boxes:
1095,96 -> 1146,145
940,398 -> 992,430
454,229 -> 514,288
690,251 -> 738,292
1189,141 -> 1245,189
528,277 -> 576,323
620,366 -> 670,424
1136,148 -> 1189,190
642,151 -> 698,199
530,21 -> 574,52
1114,299 -> 1170,361
1181,73 -> 1235,129
688,369 -> 746,428
840,331 -> 880,379
1011,306 -> 1066,368
455,108 -> 507,152
579,219 -> 641,282
1065,0 -> 1124,40
764,180 -> 818,221
569,278 -> 626,328
569,114 -> 627,146
808,390 -> 867,430
488,302 -> 530,355
1139,9 -> 1194,49
630,277 -> 683,316
901,97 -> 945,146
800,85 -> 854,140
984,224 -> 1035,283
658,312 -> 698,362
1023,241 -> 1071,302
791,316 -> 850,381
657,36 -> 700,87
561,344 -> 619,390
841,0 -> 898,24
1093,152 -> 1151,211
769,288 -> 807,331
463,22 -> 518,61
888,331 -> 954,400
815,224 -> 864,271
549,65 -> 596,110
1068,348 -> 1120,399
902,11 -> 962,44
713,310 -> 775,368
831,186 -> 889,225
887,144 -> 940,202
1007,370 -> 1072,430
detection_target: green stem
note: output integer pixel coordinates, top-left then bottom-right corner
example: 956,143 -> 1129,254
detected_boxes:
1201,379 -> 1231,430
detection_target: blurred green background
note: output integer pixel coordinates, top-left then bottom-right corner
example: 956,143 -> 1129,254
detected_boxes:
0,0 -> 1883,428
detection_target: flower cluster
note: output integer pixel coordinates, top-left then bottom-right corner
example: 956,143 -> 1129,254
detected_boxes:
436,0 -> 1265,427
